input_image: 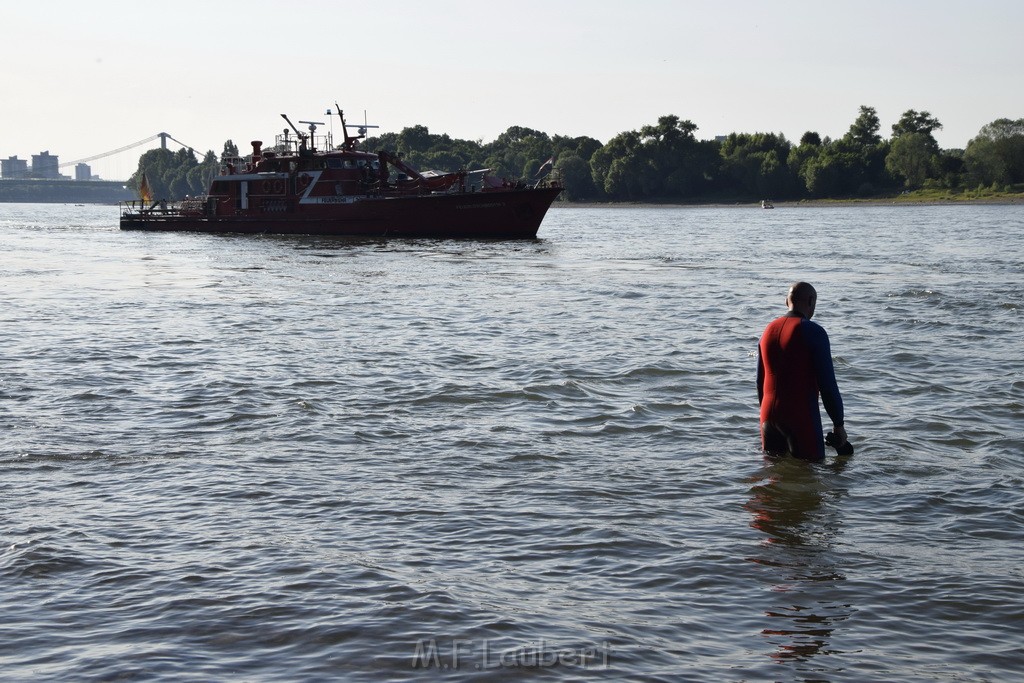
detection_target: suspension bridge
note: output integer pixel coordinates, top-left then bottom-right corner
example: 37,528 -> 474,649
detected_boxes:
57,133 -> 200,182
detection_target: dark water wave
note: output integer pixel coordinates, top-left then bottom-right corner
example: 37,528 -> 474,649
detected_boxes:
1,203 -> 1023,681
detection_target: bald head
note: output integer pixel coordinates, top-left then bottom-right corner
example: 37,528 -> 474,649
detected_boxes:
787,281 -> 817,319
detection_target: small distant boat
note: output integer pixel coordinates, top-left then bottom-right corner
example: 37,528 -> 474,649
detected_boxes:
120,105 -> 562,239
761,199 -> 775,209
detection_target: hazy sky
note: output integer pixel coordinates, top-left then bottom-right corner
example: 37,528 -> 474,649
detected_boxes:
3,0 -> 1021,179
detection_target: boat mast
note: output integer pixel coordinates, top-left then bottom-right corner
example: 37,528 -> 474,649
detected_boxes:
333,103 -> 377,151
298,120 -> 325,152
280,114 -> 308,153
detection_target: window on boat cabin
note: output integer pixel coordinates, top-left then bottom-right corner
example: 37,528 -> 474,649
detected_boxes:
326,158 -> 359,170
210,181 -> 230,195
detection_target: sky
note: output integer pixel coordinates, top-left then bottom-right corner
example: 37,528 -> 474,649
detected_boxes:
2,0 -> 1022,180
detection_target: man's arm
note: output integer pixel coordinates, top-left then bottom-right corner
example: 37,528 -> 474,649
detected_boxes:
756,343 -> 765,404
808,323 -> 844,427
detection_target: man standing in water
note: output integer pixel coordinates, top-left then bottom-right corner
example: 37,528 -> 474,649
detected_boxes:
757,282 -> 847,461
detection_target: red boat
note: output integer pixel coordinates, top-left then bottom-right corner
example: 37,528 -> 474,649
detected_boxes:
120,108 -> 562,239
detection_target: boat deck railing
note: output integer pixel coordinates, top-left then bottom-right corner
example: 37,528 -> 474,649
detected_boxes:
121,199 -> 171,216
531,178 -> 562,190
120,196 -> 209,217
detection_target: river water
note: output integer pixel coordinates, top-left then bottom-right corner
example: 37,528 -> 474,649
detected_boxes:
1,202 -> 1021,681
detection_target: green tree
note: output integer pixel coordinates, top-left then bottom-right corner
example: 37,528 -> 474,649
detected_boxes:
801,145 -> 862,197
554,154 -> 597,201
190,150 -> 220,194
363,131 -> 400,154
130,147 -> 174,199
847,106 -> 892,193
483,126 -> 552,179
604,155 -> 645,198
221,140 -> 239,161
798,106 -> 893,196
365,127 -> 484,173
886,110 -> 943,188
168,169 -> 192,199
799,131 -> 822,146
933,148 -> 965,188
891,109 -> 942,140
421,150 -> 465,172
397,125 -> 432,156
787,132 -> 822,195
963,118 -> 1024,186
845,105 -> 882,147
131,144 -> 221,200
590,130 -> 640,197
590,115 -> 716,201
719,132 -> 794,198
886,132 -> 935,188
555,135 -> 602,163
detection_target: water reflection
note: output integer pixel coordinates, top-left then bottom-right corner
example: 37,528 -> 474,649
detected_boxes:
745,456 -> 853,667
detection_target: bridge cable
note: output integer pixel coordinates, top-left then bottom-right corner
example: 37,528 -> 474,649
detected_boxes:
57,133 -> 204,168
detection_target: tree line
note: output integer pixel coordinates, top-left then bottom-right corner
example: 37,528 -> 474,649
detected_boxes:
364,107 -> 1024,202
131,108 -> 1024,202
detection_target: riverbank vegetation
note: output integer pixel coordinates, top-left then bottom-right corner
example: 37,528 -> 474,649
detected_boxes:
363,108 -> 1024,204
128,108 -> 1024,204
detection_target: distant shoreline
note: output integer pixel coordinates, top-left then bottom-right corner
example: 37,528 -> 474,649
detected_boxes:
558,194 -> 1024,209
0,178 -> 131,204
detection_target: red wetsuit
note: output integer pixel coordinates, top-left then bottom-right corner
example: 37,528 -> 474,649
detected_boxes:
757,312 -> 843,461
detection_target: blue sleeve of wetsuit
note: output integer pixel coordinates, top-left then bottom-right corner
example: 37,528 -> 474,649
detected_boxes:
756,345 -> 764,404
805,321 -> 844,425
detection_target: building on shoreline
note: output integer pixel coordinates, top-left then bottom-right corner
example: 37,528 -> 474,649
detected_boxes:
2,155 -> 29,179
31,151 -> 61,179
3,152 -> 99,181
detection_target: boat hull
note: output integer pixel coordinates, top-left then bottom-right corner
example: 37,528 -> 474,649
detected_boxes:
120,187 -> 562,239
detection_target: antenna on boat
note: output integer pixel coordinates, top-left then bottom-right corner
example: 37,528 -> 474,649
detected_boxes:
281,113 -> 322,153
299,120 -> 325,151
281,114 -> 303,139
325,108 -> 335,148
334,102 -> 378,151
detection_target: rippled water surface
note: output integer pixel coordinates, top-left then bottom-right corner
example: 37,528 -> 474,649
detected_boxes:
2,203 -> 1022,681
